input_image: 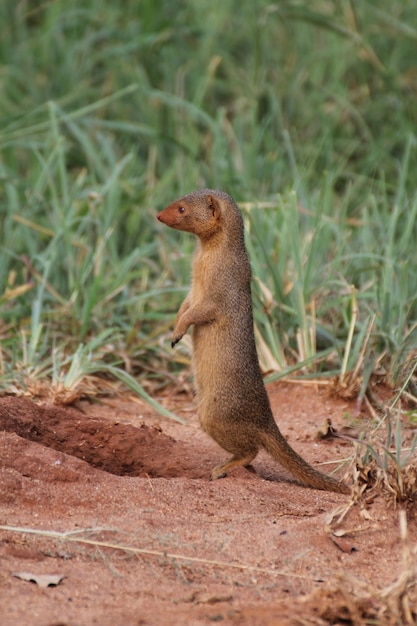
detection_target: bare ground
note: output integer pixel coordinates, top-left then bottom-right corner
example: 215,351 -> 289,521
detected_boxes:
0,381 -> 416,626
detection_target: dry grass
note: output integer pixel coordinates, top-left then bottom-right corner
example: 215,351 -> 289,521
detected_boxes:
319,511 -> 417,625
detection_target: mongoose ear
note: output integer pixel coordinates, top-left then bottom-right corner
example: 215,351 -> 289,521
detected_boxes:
207,195 -> 221,220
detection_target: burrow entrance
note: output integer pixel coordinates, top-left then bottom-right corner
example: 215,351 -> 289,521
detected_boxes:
0,396 -> 205,479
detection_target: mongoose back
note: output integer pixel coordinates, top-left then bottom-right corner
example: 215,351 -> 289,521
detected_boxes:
157,189 -> 350,494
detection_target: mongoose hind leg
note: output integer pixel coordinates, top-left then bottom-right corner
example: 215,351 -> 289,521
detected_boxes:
211,453 -> 257,480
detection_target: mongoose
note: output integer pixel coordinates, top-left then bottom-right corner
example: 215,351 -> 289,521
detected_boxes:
157,189 -> 350,494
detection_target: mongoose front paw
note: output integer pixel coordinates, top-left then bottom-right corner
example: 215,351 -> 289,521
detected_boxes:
171,334 -> 183,348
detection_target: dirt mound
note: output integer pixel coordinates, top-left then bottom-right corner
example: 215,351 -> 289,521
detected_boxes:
0,396 -> 199,478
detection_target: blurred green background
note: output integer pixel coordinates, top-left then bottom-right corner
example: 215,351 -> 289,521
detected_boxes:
1,1 -> 417,405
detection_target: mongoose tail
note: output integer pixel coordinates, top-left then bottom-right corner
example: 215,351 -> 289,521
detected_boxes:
259,427 -> 350,494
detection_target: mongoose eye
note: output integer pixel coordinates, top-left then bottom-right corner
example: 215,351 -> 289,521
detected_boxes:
178,206 -> 185,214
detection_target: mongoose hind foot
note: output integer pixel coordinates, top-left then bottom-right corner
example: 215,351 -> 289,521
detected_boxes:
210,454 -> 257,480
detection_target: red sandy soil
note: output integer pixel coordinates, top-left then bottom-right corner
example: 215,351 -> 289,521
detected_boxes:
0,381 -> 416,626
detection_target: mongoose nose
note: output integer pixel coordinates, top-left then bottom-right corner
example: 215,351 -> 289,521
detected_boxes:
157,213 -> 162,221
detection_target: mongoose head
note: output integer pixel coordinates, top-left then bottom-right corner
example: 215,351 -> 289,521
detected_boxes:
157,189 -> 243,241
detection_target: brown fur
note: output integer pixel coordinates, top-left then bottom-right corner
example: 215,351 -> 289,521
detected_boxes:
157,189 -> 350,494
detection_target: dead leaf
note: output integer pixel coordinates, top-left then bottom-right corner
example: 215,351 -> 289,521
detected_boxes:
12,572 -> 64,588
329,535 -> 357,553
315,418 -> 336,440
315,419 -> 360,441
360,508 -> 374,521
196,593 -> 233,605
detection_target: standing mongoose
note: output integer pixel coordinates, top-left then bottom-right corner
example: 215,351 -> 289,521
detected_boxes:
157,189 -> 350,494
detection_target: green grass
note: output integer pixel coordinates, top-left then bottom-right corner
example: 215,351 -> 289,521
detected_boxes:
1,0 -> 417,417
